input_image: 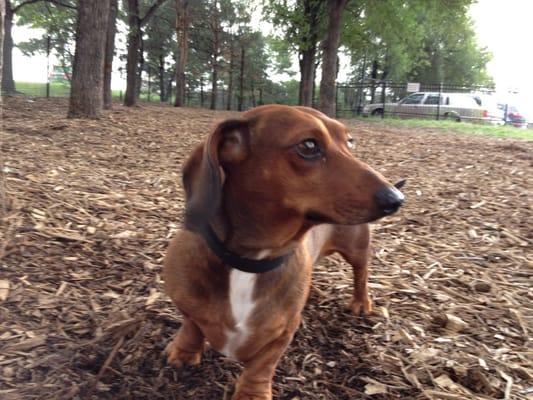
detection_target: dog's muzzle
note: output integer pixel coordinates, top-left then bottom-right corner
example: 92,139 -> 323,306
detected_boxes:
374,182 -> 405,215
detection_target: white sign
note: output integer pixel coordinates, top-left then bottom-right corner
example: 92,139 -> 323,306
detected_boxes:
407,82 -> 420,92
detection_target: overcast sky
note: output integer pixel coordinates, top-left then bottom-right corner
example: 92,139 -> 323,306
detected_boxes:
469,0 -> 533,104
11,0 -> 533,112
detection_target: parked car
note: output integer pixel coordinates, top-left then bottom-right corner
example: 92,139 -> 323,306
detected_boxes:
500,104 -> 528,128
362,92 -> 504,124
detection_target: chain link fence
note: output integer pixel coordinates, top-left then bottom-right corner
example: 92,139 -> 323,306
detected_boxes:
8,77 -> 531,128
336,80 -> 530,128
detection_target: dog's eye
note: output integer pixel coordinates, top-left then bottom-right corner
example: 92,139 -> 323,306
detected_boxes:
296,139 -> 322,160
347,137 -> 355,149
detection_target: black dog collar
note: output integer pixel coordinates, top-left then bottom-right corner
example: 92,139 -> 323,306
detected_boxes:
201,225 -> 292,273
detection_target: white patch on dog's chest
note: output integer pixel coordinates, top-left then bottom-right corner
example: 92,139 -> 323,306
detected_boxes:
221,269 -> 257,359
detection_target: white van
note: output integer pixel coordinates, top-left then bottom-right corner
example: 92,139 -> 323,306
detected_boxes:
363,92 -> 504,124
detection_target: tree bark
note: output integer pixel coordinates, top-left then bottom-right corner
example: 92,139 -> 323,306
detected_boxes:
174,0 -> 188,107
238,44 -> 244,111
299,47 -> 315,106
124,0 -> 168,107
124,0 -> 140,106
158,54 -> 165,101
298,0 -> 321,107
68,0 -> 110,118
136,36 -> 145,99
199,76 -> 204,107
103,0 -> 118,109
165,69 -> 173,103
209,0 -> 219,110
226,42 -> 234,110
1,1 -> 14,93
319,0 -> 348,117
370,59 -> 378,103
250,80 -> 255,107
312,59 -> 319,107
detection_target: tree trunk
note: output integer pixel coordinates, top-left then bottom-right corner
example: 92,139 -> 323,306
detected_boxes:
298,0 -> 322,107
174,0 -> 188,107
370,59 -> 378,103
312,59 -> 319,107
124,0 -> 141,106
211,60 -> 218,109
68,0 -> 110,118
319,0 -> 348,117
199,76 -> 204,107
1,2 -> 14,93
299,47 -> 315,106
226,42 -> 234,110
238,45 -> 244,111
137,37 -> 146,99
103,0 -> 118,109
209,0 -> 219,110
250,80 -> 255,107
158,54 -> 165,101
165,70 -> 173,103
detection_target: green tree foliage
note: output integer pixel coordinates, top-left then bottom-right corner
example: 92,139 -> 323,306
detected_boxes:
264,0 -> 327,105
343,0 -> 492,86
406,0 -> 493,86
16,0 -> 77,81
9,0 -> 494,109
143,0 -> 176,101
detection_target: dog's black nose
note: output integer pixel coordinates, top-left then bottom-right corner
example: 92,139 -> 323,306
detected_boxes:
375,186 -> 404,215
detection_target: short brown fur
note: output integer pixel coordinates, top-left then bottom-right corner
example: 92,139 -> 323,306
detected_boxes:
164,105 -> 402,399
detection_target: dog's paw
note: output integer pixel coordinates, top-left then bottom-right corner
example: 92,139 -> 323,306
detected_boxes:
347,295 -> 373,316
165,342 -> 202,368
231,392 -> 271,400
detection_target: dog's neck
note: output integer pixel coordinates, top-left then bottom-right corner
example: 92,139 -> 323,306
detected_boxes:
209,205 -> 310,260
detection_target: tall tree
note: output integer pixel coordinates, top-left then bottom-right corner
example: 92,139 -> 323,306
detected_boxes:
17,1 -> 77,84
123,0 -> 169,107
174,0 -> 188,106
103,0 -> 118,109
144,0 -> 176,102
68,0 -> 110,118
265,0 -> 326,107
2,0 -> 75,93
319,0 -> 348,116
343,0 -> 488,86
2,1 -> 15,92
208,0 -> 220,109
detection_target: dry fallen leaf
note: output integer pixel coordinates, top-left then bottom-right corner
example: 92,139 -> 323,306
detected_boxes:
0,280 -> 10,302
364,382 -> 388,395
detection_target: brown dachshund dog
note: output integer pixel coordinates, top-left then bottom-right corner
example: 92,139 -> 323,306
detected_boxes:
163,105 -> 404,399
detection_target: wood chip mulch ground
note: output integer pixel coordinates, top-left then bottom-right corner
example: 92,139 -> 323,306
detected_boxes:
1,97 -> 531,400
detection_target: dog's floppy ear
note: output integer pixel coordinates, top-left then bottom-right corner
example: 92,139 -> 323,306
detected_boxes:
183,118 -> 250,231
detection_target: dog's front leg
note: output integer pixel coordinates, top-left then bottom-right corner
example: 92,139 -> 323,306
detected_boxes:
346,250 -> 373,316
166,315 -> 205,367
232,326 -> 297,400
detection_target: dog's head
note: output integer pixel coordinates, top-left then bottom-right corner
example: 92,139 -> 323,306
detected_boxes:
183,105 -> 404,240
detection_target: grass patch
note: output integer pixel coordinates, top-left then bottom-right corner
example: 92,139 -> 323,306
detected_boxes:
15,81 -> 71,97
362,116 -> 533,140
14,81 -> 123,99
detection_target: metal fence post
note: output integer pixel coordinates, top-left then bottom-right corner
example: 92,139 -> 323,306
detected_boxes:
436,82 -> 442,120
46,36 -> 51,98
381,80 -> 386,119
